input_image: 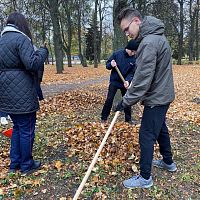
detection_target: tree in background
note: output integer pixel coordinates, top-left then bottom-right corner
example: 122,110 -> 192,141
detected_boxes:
130,0 -> 149,15
85,12 -> 101,62
113,0 -> 128,51
0,0 -> 199,67
60,0 -> 74,67
187,0 -> 199,62
148,0 -> 180,60
75,0 -> 89,67
93,0 -> 99,68
44,0 -> 64,73
195,0 -> 199,61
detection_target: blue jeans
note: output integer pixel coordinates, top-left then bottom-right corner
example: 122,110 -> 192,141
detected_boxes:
101,83 -> 132,122
139,104 -> 173,179
9,112 -> 36,171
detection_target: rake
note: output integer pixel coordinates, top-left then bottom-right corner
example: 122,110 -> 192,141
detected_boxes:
73,111 -> 120,200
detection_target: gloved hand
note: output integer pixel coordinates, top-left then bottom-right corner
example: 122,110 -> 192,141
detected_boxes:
115,100 -> 125,112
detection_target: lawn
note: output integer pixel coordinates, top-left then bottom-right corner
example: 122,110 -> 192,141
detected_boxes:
0,64 -> 199,200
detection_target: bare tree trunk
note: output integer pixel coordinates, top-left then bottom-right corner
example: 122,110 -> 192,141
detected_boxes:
98,0 -> 107,63
66,8 -> 72,67
77,0 -> 87,67
41,9 -> 50,65
61,2 -> 72,67
46,0 -> 63,73
195,0 -> 199,61
48,29 -> 54,65
41,9 -> 46,43
113,0 -> 128,51
93,0 -> 98,68
177,0 -> 184,65
12,0 -> 17,11
98,3 -> 102,63
188,0 -> 195,62
48,44 -> 54,65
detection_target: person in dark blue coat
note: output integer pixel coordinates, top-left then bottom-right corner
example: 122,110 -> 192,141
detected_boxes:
101,39 -> 139,124
0,12 -> 48,175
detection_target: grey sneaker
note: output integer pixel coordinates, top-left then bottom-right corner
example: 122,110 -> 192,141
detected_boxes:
123,175 -> 153,189
152,160 -> 177,172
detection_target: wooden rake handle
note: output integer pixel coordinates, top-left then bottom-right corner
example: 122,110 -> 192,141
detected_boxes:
114,65 -> 143,114
114,65 -> 126,83
73,111 -> 120,200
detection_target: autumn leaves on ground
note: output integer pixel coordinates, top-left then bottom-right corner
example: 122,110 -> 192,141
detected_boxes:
0,65 -> 199,200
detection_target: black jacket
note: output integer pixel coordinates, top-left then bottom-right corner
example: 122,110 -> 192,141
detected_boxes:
106,49 -> 136,88
0,25 -> 48,114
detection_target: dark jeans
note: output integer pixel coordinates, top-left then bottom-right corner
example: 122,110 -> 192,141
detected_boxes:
9,112 -> 36,171
139,104 -> 173,179
101,83 -> 132,122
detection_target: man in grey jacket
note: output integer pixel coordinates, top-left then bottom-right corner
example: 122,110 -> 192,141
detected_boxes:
116,8 -> 177,188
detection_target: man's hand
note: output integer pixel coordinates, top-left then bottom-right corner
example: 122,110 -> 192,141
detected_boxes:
111,60 -> 117,67
124,81 -> 129,89
115,100 -> 125,112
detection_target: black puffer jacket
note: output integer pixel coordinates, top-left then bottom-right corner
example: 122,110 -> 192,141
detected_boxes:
0,25 -> 48,114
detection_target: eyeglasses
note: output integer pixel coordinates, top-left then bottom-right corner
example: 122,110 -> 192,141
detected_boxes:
123,19 -> 134,33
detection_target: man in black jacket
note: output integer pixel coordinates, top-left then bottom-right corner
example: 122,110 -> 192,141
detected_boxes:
101,39 -> 139,124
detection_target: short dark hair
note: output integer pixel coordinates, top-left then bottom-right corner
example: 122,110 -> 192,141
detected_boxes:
6,11 -> 32,40
117,8 -> 142,24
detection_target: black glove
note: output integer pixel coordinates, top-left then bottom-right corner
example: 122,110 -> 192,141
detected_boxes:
115,100 -> 125,112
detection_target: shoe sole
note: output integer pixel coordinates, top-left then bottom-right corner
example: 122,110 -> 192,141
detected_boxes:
153,164 -> 177,172
123,182 -> 153,189
21,166 -> 41,176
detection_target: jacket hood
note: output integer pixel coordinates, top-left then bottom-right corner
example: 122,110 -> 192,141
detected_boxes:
1,24 -> 31,41
140,16 -> 165,37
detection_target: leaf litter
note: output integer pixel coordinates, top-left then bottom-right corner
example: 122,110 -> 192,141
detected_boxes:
0,65 -> 199,199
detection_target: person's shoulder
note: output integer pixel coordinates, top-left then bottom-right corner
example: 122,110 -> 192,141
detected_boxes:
11,31 -> 30,43
141,36 -> 159,46
15,34 -> 32,49
3,31 -> 22,39
2,32 -> 28,46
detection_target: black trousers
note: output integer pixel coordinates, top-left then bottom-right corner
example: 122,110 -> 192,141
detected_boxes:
101,83 -> 132,122
139,104 -> 173,179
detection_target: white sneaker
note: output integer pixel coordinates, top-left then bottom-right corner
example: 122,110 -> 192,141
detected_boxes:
1,117 -> 8,125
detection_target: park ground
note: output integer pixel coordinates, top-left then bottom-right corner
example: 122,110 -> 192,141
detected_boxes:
0,64 -> 199,200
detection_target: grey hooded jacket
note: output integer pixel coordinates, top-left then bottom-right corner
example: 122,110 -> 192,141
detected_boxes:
123,16 -> 175,107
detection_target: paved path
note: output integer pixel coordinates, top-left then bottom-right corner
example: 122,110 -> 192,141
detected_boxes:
41,76 -> 108,97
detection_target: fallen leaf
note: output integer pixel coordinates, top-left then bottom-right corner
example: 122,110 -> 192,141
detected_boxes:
55,160 -> 63,171
132,164 -> 138,172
